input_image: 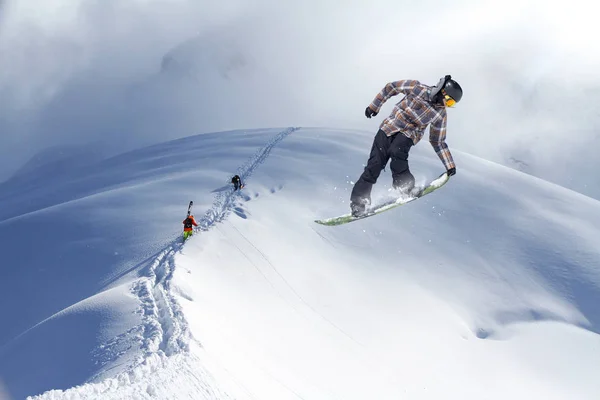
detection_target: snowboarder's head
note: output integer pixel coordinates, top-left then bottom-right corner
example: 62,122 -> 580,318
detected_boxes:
430,75 -> 463,107
441,78 -> 462,108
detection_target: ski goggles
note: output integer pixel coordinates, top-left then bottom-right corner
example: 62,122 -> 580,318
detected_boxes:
443,93 -> 456,108
442,92 -> 456,107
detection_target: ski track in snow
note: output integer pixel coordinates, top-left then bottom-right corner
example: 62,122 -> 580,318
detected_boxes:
29,127 -> 299,400
197,127 -> 299,231
226,223 -> 362,347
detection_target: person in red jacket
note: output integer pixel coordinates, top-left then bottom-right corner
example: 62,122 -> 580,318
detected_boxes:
183,214 -> 198,241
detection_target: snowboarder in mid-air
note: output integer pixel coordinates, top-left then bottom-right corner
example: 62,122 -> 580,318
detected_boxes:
350,75 -> 462,217
231,174 -> 244,190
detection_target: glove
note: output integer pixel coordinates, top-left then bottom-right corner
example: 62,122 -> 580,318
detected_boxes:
446,167 -> 456,177
365,106 -> 378,119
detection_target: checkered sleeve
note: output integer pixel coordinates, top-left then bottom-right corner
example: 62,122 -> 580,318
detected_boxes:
429,112 -> 455,171
369,80 -> 419,113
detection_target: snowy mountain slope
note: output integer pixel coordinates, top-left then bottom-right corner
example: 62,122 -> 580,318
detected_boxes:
1,127 -> 599,399
0,128 -> 296,399
172,128 -> 600,399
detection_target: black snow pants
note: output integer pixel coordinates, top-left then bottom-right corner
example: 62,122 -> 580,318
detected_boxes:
350,129 -> 415,205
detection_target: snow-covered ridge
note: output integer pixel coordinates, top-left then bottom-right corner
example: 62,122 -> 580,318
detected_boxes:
1,127 -> 598,399
23,128 -> 299,399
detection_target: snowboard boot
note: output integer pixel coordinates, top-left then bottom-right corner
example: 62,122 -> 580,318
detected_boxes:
350,201 -> 368,217
392,180 -> 418,199
409,185 -> 424,198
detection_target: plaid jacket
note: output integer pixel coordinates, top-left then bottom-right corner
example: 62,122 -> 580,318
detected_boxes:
369,80 -> 455,170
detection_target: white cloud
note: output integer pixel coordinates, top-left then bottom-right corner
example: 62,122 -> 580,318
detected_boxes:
0,0 -> 598,195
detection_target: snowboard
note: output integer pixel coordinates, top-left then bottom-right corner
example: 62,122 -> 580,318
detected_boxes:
314,172 -> 450,226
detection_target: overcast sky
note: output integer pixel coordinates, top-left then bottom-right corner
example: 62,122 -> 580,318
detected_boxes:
1,0 -> 598,195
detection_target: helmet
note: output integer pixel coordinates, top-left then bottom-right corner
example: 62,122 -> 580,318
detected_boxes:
442,78 -> 463,103
429,75 -> 462,104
